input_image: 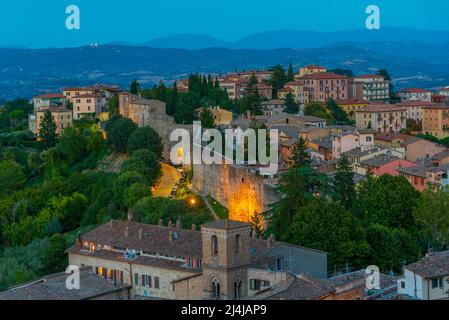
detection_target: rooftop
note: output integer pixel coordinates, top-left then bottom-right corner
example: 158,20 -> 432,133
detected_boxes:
397,165 -> 428,178
0,267 -> 130,300
299,72 -> 348,80
361,154 -> 400,168
406,250 -> 449,278
399,88 -> 432,94
34,93 -> 66,99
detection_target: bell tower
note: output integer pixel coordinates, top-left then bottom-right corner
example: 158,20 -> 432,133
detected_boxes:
201,219 -> 251,300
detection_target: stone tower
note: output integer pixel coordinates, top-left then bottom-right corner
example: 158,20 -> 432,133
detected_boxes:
201,219 -> 251,300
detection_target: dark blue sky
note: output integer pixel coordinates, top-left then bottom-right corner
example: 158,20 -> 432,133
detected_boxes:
1,0 -> 449,48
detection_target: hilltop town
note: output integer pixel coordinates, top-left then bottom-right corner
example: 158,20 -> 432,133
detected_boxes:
0,63 -> 449,300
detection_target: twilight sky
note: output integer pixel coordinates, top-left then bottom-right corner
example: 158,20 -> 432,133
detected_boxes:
1,0 -> 449,48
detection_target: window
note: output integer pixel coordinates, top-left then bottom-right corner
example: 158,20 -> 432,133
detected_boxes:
250,279 -> 261,290
211,235 -> 218,256
211,279 -> 220,300
154,276 -> 160,289
134,273 -> 139,286
234,280 -> 242,299
276,257 -> 284,271
432,278 -> 439,289
235,234 -> 240,254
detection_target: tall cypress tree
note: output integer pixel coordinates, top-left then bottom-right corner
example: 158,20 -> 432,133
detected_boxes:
287,63 -> 294,82
289,137 -> 311,168
39,110 -> 57,149
284,93 -> 299,114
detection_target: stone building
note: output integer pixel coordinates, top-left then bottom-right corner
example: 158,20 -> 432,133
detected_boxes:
67,219 -> 330,300
118,92 -> 191,160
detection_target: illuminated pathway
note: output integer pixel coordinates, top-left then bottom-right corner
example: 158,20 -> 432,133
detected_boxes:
152,162 -> 181,198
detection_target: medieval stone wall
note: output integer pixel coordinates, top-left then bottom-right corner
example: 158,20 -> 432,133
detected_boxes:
193,163 -> 279,222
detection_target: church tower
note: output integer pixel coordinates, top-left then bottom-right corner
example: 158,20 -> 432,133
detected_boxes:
201,219 -> 251,300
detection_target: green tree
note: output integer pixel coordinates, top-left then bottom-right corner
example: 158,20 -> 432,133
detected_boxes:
56,127 -> 87,165
108,94 -> 119,115
288,137 -> 311,168
127,126 -> 163,157
105,115 -> 137,153
304,102 -> 332,123
41,234 -> 68,274
250,211 -> 264,239
326,98 -> 349,124
199,107 -> 215,128
39,110 -> 57,149
130,79 -> 140,94
287,63 -> 295,82
267,167 -> 327,240
288,197 -> 370,269
413,188 -> 449,248
332,155 -> 355,210
0,160 -> 26,197
8,110 -> 25,127
366,223 -> 421,273
267,64 -> 287,97
352,174 -> 420,230
284,93 -> 299,114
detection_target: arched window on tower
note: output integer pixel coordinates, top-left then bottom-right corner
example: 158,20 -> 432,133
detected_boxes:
211,279 -> 221,300
211,235 -> 218,256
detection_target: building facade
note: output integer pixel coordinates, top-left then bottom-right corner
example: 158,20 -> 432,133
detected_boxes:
355,104 -> 406,133
422,104 -> 449,139
350,75 -> 390,102
297,72 -> 349,102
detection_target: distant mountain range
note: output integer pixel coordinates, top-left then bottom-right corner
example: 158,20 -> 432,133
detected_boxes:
1,27 -> 448,100
115,27 -> 449,50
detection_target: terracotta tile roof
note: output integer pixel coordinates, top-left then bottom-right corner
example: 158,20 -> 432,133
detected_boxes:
399,88 -> 432,93
299,72 -> 348,80
422,103 -> 449,110
354,74 -> 385,79
397,165 -> 428,178
431,150 -> 449,161
34,93 -> 66,99
262,274 -> 335,300
406,251 -> 449,278
374,132 -> 415,143
0,266 -> 130,300
77,219 -> 203,259
284,81 -> 302,87
73,94 -> 101,99
278,87 -> 294,93
397,101 -> 434,107
302,65 -> 326,69
335,99 -> 368,105
361,155 -> 400,168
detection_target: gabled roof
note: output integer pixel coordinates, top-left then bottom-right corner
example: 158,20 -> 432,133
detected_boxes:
406,251 -> 449,278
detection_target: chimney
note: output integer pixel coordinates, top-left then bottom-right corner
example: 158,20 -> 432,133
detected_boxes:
176,219 -> 181,229
169,230 -> 174,241
127,210 -> 133,222
139,228 -> 143,240
159,219 -> 163,227
224,219 -> 228,229
109,220 -> 114,229
125,226 -> 129,238
267,234 -> 276,248
168,219 -> 173,228
191,224 -> 196,231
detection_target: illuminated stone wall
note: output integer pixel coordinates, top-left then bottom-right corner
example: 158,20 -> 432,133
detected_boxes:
193,163 -> 279,223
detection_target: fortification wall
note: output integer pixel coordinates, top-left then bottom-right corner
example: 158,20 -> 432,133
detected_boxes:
193,163 -> 279,223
